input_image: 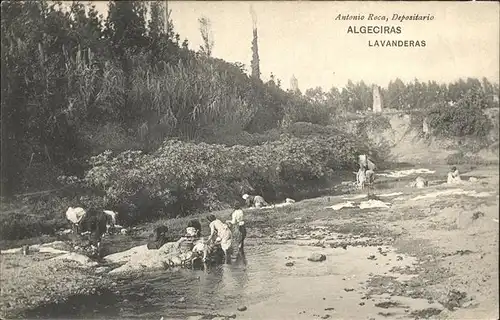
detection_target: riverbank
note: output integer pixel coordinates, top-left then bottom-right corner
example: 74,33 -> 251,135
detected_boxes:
1,164 -> 498,319
0,253 -> 112,319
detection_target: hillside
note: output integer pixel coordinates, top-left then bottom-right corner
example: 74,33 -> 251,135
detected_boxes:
340,109 -> 499,165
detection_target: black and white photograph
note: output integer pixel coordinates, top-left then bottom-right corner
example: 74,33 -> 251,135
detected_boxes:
1,1 -> 499,319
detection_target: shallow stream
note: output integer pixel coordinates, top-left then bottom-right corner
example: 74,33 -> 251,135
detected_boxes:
28,234 -> 445,320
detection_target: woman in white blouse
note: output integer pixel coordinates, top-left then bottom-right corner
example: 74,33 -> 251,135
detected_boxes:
227,203 -> 246,257
206,214 -> 233,264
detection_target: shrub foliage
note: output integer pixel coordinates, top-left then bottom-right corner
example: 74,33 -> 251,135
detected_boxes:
58,134 -> 369,224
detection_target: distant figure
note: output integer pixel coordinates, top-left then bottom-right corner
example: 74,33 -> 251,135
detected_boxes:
242,194 -> 269,208
147,225 -> 169,250
410,176 -> 428,188
358,154 -> 376,171
356,165 -> 375,193
66,207 -> 87,234
206,214 -> 232,264
356,167 -> 367,190
447,166 -> 462,184
365,169 -> 375,185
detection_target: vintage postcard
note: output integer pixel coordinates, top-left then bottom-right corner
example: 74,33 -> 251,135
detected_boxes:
1,1 -> 498,319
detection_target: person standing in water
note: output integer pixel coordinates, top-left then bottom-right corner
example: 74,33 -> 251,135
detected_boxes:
226,203 -> 246,258
206,214 -> 232,264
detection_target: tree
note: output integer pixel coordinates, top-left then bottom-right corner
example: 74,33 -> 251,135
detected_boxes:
386,78 -> 406,109
105,1 -> 148,123
250,6 -> 260,80
148,1 -> 165,41
355,80 -> 372,111
198,16 -> 214,57
325,87 -> 341,114
305,87 -> 328,104
105,1 -> 147,55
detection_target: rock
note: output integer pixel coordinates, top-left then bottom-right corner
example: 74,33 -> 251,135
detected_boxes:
237,306 -> 247,311
106,242 -> 194,275
321,315 -> 331,319
285,262 -> 294,267
178,297 -> 186,303
344,288 -> 354,292
307,253 -> 326,262
324,307 -> 335,311
367,255 -> 377,260
359,302 -> 365,306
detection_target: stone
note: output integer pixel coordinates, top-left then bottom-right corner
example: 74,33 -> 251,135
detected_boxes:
51,252 -> 98,268
237,306 -> 247,311
285,262 -> 295,267
307,253 -> 326,262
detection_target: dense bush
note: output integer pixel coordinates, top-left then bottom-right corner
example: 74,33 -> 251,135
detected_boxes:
354,115 -> 392,136
58,134 -> 368,224
445,151 -> 488,166
284,122 -> 342,137
427,105 -> 492,138
0,195 -> 71,240
426,91 -> 493,138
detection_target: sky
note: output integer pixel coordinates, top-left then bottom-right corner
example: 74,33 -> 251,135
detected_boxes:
86,1 -> 499,91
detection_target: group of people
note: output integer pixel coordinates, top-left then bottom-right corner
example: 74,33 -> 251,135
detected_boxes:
148,202 -> 248,265
65,191 -> 272,265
